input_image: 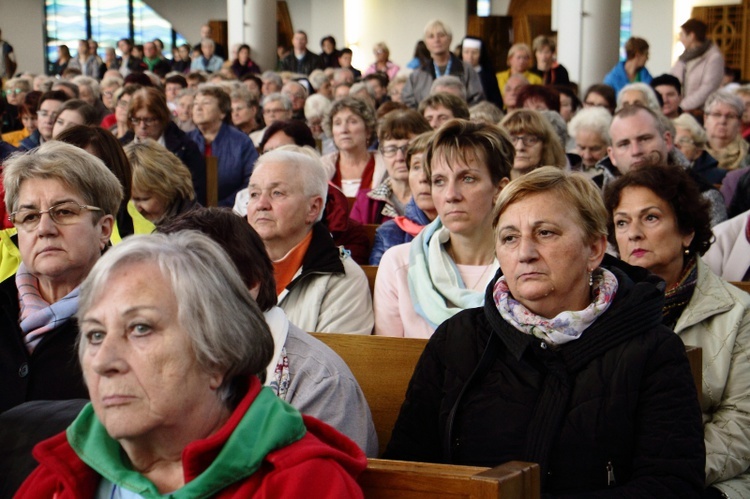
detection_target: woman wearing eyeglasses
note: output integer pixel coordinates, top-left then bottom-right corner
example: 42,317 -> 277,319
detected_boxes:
350,109 -> 431,225
0,141 -> 122,413
121,86 -> 207,205
500,109 -> 567,180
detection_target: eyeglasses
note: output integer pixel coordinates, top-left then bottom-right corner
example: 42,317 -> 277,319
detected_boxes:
117,99 -> 130,108
509,135 -> 541,147
3,88 -> 22,96
10,201 -> 102,231
381,144 -> 409,157
263,107 -> 287,115
130,116 -> 160,126
37,110 -> 57,119
676,137 -> 696,146
705,111 -> 739,121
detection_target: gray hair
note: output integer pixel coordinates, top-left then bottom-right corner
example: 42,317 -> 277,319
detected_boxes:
304,93 -> 332,120
540,110 -> 568,149
323,96 -> 377,139
430,75 -> 467,101
33,75 -> 55,93
704,89 -> 744,117
77,231 -> 274,407
200,38 -> 215,49
673,112 -> 707,148
568,107 -> 612,145
261,92 -> 292,111
253,148 -> 329,222
3,141 -> 123,217
616,82 -> 661,113
71,75 -> 100,100
423,19 -> 452,42
350,81 -> 376,100
230,87 -> 259,108
469,101 -> 504,125
5,77 -> 31,93
308,70 -> 329,91
260,70 -> 282,88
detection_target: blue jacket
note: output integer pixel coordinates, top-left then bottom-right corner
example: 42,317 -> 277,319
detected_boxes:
369,197 -> 431,265
603,61 -> 652,96
18,130 -> 40,151
187,123 -> 258,207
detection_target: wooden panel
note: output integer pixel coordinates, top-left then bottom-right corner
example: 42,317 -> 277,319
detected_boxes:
508,0 -> 552,46
206,156 -> 219,207
361,264 -> 377,296
310,333 -> 427,456
684,345 -> 702,401
467,15 -> 514,72
692,3 -> 749,80
731,281 -> 750,294
277,1 -> 294,51
363,224 -> 379,253
359,459 -> 541,499
207,20 -> 228,58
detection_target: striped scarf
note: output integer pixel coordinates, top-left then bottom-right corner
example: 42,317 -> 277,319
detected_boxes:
16,262 -> 79,353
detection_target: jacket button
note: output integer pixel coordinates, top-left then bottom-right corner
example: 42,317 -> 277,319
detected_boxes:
540,342 -> 548,350
18,363 -> 29,377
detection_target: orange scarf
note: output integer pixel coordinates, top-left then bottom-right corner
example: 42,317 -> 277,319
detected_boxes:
273,231 -> 313,295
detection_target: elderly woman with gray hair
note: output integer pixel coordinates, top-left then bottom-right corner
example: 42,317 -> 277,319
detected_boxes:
672,112 -> 726,185
15,231 -> 367,497
0,141 -> 122,413
567,106 -> 615,188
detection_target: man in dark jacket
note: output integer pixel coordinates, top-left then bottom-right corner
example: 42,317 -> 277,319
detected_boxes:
279,31 -> 323,76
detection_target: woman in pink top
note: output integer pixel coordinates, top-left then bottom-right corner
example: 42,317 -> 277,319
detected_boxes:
374,120 -> 513,338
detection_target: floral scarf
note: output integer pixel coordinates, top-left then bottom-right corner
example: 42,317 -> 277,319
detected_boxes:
493,268 -> 618,346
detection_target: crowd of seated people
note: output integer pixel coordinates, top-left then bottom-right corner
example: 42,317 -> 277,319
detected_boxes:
2,13 -> 750,498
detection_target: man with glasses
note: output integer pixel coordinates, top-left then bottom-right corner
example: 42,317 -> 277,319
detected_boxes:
230,88 -> 260,136
19,90 -> 69,151
250,93 -> 293,147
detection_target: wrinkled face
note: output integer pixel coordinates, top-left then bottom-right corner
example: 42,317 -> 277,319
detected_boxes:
509,133 -> 543,173
575,129 -> 608,169
423,105 -> 454,130
52,109 -> 85,139
655,85 -> 681,118
332,108 -> 368,151
192,94 -> 224,127
705,101 -> 741,145
177,95 -> 194,122
231,99 -> 257,129
674,127 -> 701,162
408,152 -> 435,219
115,95 -> 132,125
495,192 -> 604,319
612,186 -> 693,287
535,46 -> 553,67
504,79 -> 526,109
430,151 -> 502,238
80,262 -> 223,444
262,79 -> 281,96
262,100 -> 292,126
381,138 -> 411,182
292,33 -> 308,52
607,109 -> 671,174
16,178 -> 112,291
102,85 -> 119,109
5,85 -> 26,106
131,107 -> 164,141
247,162 -> 321,249
462,47 -> 480,68
509,50 -> 531,74
425,28 -> 451,56
130,187 -> 168,223
37,99 -> 63,141
165,83 -> 182,103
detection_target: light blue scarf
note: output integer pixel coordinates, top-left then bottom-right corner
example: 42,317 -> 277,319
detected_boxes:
407,218 -> 498,329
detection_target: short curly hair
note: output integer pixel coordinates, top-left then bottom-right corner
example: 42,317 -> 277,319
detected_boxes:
323,96 -> 377,139
603,164 -> 713,256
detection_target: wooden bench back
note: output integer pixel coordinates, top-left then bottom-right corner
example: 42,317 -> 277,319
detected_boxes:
361,265 -> 378,296
359,458 -> 541,499
731,281 -> 750,294
684,345 -> 702,400
363,224 -> 379,252
206,156 -> 219,207
310,333 -> 427,456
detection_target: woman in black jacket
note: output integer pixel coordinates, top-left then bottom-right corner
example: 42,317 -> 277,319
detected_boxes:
385,167 -> 706,497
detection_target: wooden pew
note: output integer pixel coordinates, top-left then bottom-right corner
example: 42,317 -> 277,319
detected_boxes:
731,281 -> 750,294
310,333 -> 427,456
363,224 -> 380,252
684,345 -> 702,400
359,458 -> 541,499
206,156 -> 219,207
361,265 -> 378,296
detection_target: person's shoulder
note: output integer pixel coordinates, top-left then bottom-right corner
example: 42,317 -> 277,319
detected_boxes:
379,242 -> 411,269
285,326 -> 357,381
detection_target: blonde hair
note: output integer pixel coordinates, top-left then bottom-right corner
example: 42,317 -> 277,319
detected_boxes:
125,139 -> 195,209
500,109 -> 567,169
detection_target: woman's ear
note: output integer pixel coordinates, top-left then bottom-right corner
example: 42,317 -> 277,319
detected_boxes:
682,230 -> 695,251
588,234 -> 608,269
493,177 -> 510,203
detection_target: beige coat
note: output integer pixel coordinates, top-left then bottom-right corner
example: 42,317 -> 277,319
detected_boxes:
675,259 -> 750,497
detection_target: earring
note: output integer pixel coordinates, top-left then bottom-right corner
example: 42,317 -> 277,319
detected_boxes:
684,248 -> 690,255
588,269 -> 594,287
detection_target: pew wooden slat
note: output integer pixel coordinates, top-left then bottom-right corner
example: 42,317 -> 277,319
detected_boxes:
310,333 -> 427,456
731,281 -> 750,294
205,156 -> 219,207
363,224 -> 379,253
361,265 -> 377,296
359,458 -> 541,499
